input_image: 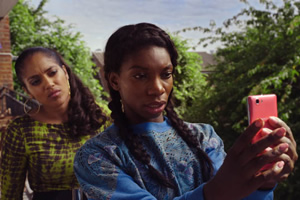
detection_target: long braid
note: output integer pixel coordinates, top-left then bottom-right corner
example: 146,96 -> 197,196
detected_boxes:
108,90 -> 176,188
165,100 -> 213,182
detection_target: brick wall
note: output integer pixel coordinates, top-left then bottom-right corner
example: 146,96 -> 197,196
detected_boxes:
0,15 -> 13,127
0,15 -> 13,89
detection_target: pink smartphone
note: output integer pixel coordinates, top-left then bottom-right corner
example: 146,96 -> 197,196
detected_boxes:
247,94 -> 278,130
247,94 -> 278,171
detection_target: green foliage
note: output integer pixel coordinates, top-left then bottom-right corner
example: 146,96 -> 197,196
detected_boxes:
179,0 -> 300,199
9,0 -> 108,105
170,35 -> 207,117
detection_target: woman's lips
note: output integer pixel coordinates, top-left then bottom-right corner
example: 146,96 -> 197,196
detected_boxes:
48,90 -> 61,98
144,102 -> 166,114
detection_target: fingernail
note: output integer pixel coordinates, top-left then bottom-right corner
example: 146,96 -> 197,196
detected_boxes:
255,119 -> 263,128
261,128 -> 272,137
279,143 -> 289,152
276,127 -> 286,137
277,161 -> 285,168
265,147 -> 272,152
269,116 -> 277,120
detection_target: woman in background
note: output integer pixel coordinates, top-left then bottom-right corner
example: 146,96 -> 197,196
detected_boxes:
0,47 -> 108,200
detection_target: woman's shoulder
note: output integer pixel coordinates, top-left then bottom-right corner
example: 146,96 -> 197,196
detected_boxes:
75,124 -> 126,164
83,124 -> 122,148
2,116 -> 34,141
183,121 -> 224,148
6,115 -> 33,128
6,115 -> 67,134
184,121 -> 216,136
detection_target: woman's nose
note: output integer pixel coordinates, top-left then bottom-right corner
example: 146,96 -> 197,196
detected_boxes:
147,78 -> 165,96
44,76 -> 54,89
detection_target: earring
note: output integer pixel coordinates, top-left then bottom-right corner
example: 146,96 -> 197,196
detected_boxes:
24,98 -> 40,116
120,99 -> 124,112
68,81 -> 71,96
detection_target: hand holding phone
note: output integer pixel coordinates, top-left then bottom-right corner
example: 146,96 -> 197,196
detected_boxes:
247,94 -> 278,170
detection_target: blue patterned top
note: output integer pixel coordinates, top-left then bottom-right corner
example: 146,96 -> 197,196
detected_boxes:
74,118 -> 273,200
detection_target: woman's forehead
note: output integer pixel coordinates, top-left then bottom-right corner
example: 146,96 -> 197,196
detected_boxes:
21,53 -> 59,76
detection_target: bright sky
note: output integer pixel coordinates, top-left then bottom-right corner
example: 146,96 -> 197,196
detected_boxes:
30,0 -> 283,53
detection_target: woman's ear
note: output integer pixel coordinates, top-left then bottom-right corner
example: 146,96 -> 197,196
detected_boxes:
62,65 -> 69,80
108,72 -> 120,91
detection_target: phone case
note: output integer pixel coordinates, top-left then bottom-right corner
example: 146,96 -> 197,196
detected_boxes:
247,94 -> 278,127
247,94 -> 278,171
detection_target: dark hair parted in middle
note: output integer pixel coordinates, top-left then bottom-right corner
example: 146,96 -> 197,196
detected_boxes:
15,47 -> 108,136
104,23 -> 213,188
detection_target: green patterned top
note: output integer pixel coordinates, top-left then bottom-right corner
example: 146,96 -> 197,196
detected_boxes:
0,115 -> 100,200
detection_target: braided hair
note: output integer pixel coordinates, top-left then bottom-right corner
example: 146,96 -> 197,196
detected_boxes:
15,47 -> 108,136
104,23 -> 213,188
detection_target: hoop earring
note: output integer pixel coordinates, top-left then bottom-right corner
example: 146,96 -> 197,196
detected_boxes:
23,98 -> 40,116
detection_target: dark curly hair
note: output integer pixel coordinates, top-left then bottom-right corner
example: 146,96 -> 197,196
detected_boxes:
104,23 -> 213,188
15,47 -> 108,136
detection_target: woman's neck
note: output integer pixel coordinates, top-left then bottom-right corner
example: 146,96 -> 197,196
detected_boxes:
31,104 -> 69,124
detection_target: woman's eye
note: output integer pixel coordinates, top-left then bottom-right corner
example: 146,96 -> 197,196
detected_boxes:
134,73 -> 147,79
162,72 -> 172,79
30,79 -> 41,86
49,70 -> 57,76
